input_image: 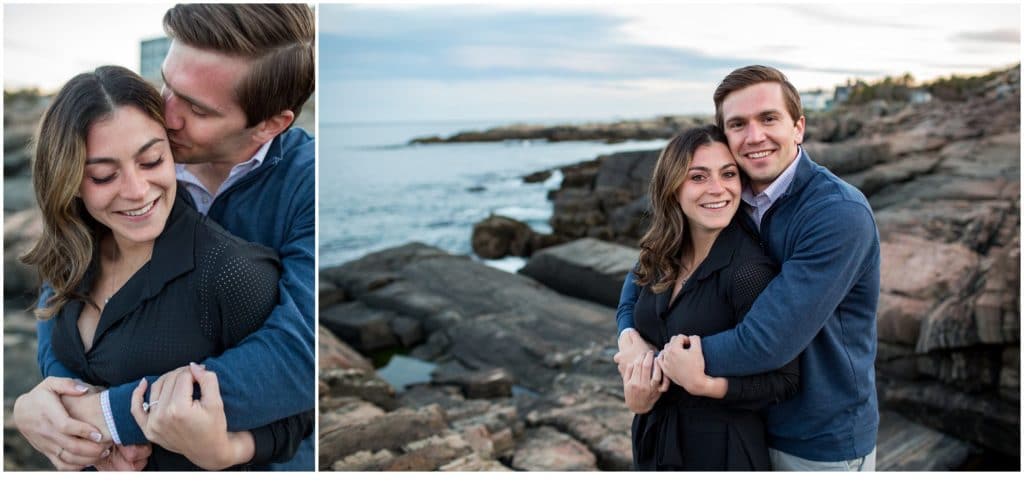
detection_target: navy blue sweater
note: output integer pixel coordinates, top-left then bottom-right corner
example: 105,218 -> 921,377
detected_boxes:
37,128 -> 315,469
618,150 -> 879,462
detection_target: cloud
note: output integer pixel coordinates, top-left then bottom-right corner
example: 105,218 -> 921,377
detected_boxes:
319,5 -> 796,84
952,28 -> 1020,44
783,4 -> 921,30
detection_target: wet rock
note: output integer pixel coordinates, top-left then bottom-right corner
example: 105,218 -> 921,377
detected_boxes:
330,449 -> 396,471
471,215 -> 536,259
519,238 -> 638,308
3,175 -> 36,212
319,398 -> 385,430
408,116 -> 708,145
318,326 -> 374,372
4,207 -> 42,297
433,367 -> 515,399
802,140 -> 891,175
319,301 -> 398,352
438,453 -> 511,471
999,348 -> 1019,402
876,293 -> 929,346
511,426 -> 598,471
360,280 -> 454,321
880,234 -> 980,300
876,410 -> 973,470
320,367 -> 398,411
383,432 -> 474,471
318,404 -> 448,469
318,279 -> 347,309
523,170 -> 552,183
877,378 -> 1019,457
526,395 -> 633,471
390,315 -> 424,347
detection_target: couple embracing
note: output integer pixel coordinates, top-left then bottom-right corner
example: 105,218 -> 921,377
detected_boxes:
13,4 -> 316,471
615,65 -> 881,471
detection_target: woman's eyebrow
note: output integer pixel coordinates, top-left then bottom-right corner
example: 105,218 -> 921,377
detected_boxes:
135,138 -> 164,157
85,138 -> 164,165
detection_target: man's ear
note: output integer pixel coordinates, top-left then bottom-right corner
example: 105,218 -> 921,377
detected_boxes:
251,109 -> 295,145
794,115 -> 806,145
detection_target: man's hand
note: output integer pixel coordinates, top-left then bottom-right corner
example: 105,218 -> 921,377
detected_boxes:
622,351 -> 670,414
132,363 -> 254,470
613,329 -> 656,377
12,377 -> 110,470
93,444 -> 152,471
659,335 -> 726,398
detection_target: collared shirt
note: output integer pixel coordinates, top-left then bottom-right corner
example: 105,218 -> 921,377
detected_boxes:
741,146 -> 802,230
175,139 -> 273,215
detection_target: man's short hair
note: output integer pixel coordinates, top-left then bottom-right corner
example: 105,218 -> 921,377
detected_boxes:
713,65 -> 803,129
163,3 -> 314,128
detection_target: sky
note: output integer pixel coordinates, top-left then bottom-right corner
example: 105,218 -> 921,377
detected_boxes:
3,3 -> 174,92
320,2 -> 1021,123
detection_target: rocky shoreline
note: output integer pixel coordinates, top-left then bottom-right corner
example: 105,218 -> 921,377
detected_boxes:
409,115 -> 711,145
320,65 -> 1019,471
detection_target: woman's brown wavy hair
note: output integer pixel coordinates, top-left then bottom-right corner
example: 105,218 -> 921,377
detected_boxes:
635,125 -> 730,293
21,66 -> 165,319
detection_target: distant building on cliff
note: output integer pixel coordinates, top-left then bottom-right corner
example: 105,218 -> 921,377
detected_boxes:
140,36 -> 171,87
799,89 -> 831,111
910,88 -> 933,104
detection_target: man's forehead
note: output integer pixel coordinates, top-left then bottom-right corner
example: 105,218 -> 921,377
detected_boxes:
162,41 -> 248,110
722,82 -> 786,118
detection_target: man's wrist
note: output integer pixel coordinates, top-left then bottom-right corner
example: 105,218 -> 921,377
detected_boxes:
617,327 -> 637,342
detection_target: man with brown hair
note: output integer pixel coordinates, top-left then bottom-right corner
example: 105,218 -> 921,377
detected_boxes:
616,65 -> 880,470
24,3 -> 316,471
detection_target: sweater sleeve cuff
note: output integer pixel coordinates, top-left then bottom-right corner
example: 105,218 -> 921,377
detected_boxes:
248,427 -> 275,466
106,380 -> 149,445
723,376 -> 743,401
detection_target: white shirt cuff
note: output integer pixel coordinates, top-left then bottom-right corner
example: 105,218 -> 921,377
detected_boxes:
618,327 -> 636,340
99,390 -> 122,445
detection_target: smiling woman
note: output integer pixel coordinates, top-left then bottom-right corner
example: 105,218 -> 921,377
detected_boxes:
12,65 -> 310,471
81,107 -> 176,257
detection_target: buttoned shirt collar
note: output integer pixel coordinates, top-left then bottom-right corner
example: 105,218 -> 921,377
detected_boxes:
175,139 -> 273,215
741,146 -> 802,229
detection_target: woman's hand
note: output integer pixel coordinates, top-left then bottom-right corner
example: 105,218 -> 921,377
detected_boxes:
659,335 -> 727,398
613,329 -> 656,377
93,444 -> 152,471
12,377 -> 111,470
622,351 -> 670,414
131,363 -> 254,470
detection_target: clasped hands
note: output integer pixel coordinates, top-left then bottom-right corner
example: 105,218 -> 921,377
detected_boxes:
13,363 -> 241,471
614,330 -> 713,414
12,377 -> 150,471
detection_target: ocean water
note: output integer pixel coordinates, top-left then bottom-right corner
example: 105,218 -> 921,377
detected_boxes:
319,121 -> 667,270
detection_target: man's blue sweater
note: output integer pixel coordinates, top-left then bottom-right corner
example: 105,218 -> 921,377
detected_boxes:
37,128 -> 316,470
617,150 -> 880,462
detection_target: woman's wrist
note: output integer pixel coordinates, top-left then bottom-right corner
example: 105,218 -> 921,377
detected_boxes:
700,376 -> 728,399
226,431 -> 256,468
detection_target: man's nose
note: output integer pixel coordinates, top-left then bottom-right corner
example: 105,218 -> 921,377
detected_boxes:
745,122 -> 766,144
162,88 -> 184,131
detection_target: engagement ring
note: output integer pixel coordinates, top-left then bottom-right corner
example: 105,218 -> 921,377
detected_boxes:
142,400 -> 159,413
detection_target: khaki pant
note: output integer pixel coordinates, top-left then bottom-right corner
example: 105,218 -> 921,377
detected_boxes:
769,447 -> 876,471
